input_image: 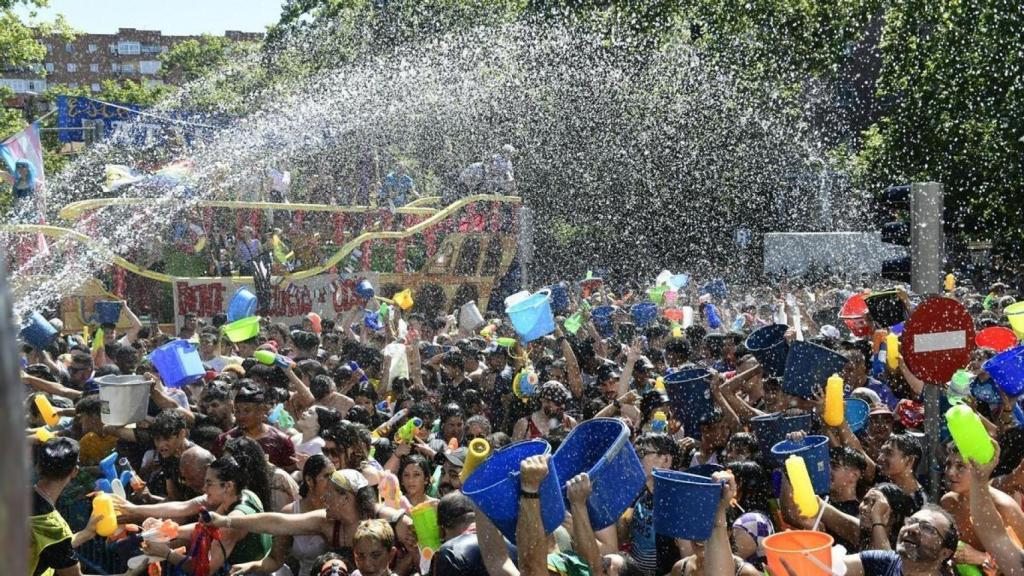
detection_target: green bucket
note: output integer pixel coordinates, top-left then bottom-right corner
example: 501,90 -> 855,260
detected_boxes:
222,315 -> 261,343
647,285 -> 669,305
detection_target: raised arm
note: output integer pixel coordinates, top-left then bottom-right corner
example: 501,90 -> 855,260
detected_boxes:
517,455 -> 553,576
567,473 -> 606,576
969,441 -> 1024,575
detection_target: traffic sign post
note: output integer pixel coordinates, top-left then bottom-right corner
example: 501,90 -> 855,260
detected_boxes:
902,297 -> 975,384
907,182 -> 946,500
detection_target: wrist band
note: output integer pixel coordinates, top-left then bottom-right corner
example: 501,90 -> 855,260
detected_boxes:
226,515 -> 233,529
519,488 -> 540,499
872,522 -> 886,529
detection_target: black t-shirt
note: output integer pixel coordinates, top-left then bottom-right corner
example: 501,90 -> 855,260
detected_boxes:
859,550 -> 902,576
432,531 -> 517,576
32,491 -> 78,576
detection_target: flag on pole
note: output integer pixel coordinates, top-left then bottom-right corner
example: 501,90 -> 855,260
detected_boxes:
0,123 -> 45,184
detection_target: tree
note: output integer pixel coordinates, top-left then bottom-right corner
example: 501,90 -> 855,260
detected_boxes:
159,35 -> 241,83
853,0 -> 1024,254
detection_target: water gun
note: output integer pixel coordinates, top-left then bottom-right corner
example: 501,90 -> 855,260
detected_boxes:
93,493 -> 119,537
886,333 -> 900,370
254,349 -> 295,370
100,451 -> 119,482
705,304 -> 722,329
140,519 -> 179,542
945,273 -> 956,293
397,418 -> 423,444
268,403 -> 295,429
513,366 -> 539,402
110,479 -> 127,499
651,411 -> 668,433
34,394 -> 60,427
371,409 -> 408,440
347,361 -> 369,384
410,501 -> 442,574
91,327 -> 105,355
785,455 -> 819,518
460,438 -> 492,482
824,374 -> 845,427
119,457 -> 146,493
379,471 -> 411,511
33,427 -> 55,442
654,376 -> 666,394
497,337 -> 517,348
480,324 -> 497,342
947,405 -> 995,465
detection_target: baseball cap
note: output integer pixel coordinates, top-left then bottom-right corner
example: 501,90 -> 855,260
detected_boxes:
444,447 -> 468,468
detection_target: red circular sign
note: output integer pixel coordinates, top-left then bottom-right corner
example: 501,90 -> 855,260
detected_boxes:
901,297 -> 976,383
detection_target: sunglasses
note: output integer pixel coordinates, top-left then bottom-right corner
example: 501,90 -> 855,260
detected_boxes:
320,561 -> 349,576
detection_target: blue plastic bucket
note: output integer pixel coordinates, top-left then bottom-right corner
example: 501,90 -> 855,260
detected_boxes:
687,463 -> 724,478
750,412 -> 813,463
845,398 -> 870,433
631,302 -> 658,327
551,418 -> 646,530
226,287 -> 258,322
783,341 -> 849,400
772,435 -> 831,495
507,289 -> 555,343
984,346 -> 1024,397
664,368 -> 716,435
591,306 -> 615,337
355,278 -> 375,299
745,324 -> 790,378
701,278 -> 727,300
20,312 -> 58,350
148,340 -> 205,388
652,470 -> 722,540
95,301 -> 123,325
548,283 -> 570,313
462,439 -> 564,543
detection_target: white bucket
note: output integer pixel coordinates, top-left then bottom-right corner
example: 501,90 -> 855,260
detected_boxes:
97,375 -> 151,426
504,290 -> 531,309
460,301 -> 486,331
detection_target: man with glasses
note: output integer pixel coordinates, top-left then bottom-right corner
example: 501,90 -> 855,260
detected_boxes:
63,351 -> 94,394
840,505 -> 960,576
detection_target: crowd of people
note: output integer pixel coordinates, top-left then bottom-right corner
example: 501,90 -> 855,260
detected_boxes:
22,272 -> 1024,576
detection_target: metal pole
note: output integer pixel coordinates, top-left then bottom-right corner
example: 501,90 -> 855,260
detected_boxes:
911,181 -> 944,500
517,205 -> 534,290
0,253 -> 29,576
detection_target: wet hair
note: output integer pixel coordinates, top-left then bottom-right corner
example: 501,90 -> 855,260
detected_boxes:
664,338 -> 690,360
635,432 -> 681,466
75,394 -> 102,417
441,351 -> 464,369
616,553 -> 646,576
315,406 -> 343,436
830,446 -> 868,472
36,438 -> 80,481
345,405 -> 372,427
440,403 -> 464,425
869,483 -> 917,548
202,382 -> 232,403
222,436 -> 272,508
726,460 -> 771,514
310,374 -> 335,400
151,409 -> 189,439
292,331 -> 320,352
310,552 -> 348,576
209,455 -> 250,493
352,381 -> 377,403
919,503 -> 960,551
725,433 -> 760,463
437,491 -> 475,529
884,433 -> 923,468
398,454 -> 433,492
487,432 -> 512,450
297,358 -> 327,379
299,454 -> 332,498
190,425 -> 223,451
234,385 -> 266,405
465,415 -> 491,436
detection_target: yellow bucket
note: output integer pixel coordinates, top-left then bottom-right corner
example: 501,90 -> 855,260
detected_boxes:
394,289 -> 415,311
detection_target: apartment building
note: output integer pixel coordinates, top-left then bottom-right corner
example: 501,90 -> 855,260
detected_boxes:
0,28 -> 262,95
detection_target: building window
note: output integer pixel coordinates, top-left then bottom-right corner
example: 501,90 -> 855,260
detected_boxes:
45,62 -> 54,72
121,63 -> 135,74
69,82 -> 78,89
65,43 -> 75,53
117,41 -> 141,55
141,44 -> 163,54
139,60 -> 161,75
44,44 -> 52,53
90,63 -> 99,72
27,80 -> 46,92
88,44 -> 98,53
91,83 -> 101,92
111,63 -> 120,72
66,63 -> 77,72
109,44 -> 117,54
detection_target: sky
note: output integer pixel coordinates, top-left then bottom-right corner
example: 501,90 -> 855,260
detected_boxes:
15,0 -> 285,36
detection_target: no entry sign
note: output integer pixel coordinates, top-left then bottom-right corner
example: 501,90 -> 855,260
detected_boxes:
901,296 -> 976,383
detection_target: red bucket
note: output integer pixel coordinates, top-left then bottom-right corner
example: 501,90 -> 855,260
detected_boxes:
839,292 -> 872,338
977,326 -> 1018,352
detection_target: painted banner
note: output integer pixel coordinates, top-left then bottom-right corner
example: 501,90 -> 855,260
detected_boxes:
56,95 -> 225,144
173,273 -> 378,328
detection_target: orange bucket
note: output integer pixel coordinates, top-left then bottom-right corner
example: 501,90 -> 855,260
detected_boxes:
664,308 -> 684,323
764,530 -> 833,575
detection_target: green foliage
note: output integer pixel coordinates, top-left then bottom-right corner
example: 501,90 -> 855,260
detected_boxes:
160,35 -> 237,82
854,0 -> 1024,248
